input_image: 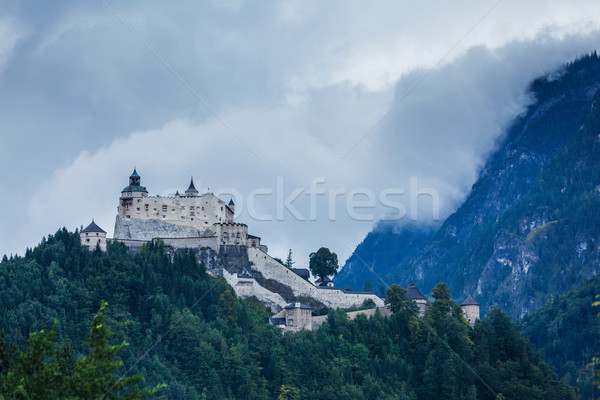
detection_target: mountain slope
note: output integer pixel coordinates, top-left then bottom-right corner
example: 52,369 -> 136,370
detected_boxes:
519,272 -> 600,398
337,52 -> 600,318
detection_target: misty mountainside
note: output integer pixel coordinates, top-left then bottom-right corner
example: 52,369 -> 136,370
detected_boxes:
336,52 -> 600,318
334,222 -> 436,292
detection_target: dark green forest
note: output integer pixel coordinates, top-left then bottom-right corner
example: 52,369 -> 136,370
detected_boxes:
519,273 -> 600,399
0,231 -> 575,399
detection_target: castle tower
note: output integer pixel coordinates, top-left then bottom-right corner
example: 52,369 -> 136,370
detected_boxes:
80,220 -> 107,251
185,177 -> 199,196
461,295 -> 480,327
406,281 -> 427,317
228,198 -> 235,214
118,168 -> 148,218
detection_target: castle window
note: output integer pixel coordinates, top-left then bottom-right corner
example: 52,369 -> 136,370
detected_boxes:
221,206 -> 223,211
202,206 -> 204,211
136,208 -> 140,212
86,239 -> 90,243
96,233 -> 99,236
190,212 -> 195,216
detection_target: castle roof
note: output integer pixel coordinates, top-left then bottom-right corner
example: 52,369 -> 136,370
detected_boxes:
122,185 -> 148,193
284,302 -> 312,310
292,268 -> 310,279
185,177 -> 199,196
461,295 -> 479,306
130,168 -> 139,178
81,220 -> 106,234
315,276 -> 333,285
406,281 -> 426,300
229,198 -> 235,206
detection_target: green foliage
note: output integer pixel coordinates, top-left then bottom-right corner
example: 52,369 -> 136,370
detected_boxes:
285,250 -> 294,269
0,229 -> 574,399
384,284 -> 417,316
520,273 -> 600,397
308,247 -> 339,283
1,303 -> 162,399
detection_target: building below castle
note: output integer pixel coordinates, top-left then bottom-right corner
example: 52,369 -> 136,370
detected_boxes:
80,220 -> 107,252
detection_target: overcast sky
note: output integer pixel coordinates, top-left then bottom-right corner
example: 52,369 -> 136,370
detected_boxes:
1,1 -> 599,268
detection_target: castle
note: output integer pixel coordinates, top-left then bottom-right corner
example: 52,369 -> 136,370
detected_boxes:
80,169 -> 479,330
110,168 -> 266,253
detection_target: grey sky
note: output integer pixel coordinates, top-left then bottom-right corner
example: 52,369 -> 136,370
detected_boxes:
1,1 -> 599,268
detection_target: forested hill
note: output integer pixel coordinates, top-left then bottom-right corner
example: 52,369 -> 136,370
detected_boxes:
519,272 -> 600,399
0,230 -> 575,399
336,52 -> 600,318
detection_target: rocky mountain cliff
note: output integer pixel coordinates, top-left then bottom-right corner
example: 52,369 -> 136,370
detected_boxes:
336,52 -> 600,318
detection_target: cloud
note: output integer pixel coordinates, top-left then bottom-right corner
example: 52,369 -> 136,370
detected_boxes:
0,17 -> 27,75
2,1 -> 600,266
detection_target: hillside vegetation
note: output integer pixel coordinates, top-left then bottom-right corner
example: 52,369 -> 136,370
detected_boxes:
0,231 -> 574,399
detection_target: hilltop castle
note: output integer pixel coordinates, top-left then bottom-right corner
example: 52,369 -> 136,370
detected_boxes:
80,169 -> 479,329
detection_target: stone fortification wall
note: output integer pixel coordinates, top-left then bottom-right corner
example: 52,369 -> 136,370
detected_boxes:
222,269 -> 287,312
214,223 -> 249,247
114,217 -> 215,241
161,236 -> 218,252
247,248 -> 384,309
311,307 -> 391,330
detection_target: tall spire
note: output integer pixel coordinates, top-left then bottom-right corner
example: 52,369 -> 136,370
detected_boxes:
185,176 -> 199,196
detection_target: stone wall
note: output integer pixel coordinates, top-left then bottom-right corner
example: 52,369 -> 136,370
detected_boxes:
222,269 -> 287,312
247,248 -> 384,309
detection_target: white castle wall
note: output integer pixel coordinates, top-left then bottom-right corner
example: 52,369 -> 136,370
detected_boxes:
80,231 -> 107,252
222,269 -> 287,312
247,248 -> 384,309
118,193 -> 232,233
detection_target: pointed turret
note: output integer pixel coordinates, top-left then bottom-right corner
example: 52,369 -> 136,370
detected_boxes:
81,219 -> 106,234
406,281 -> 426,300
185,177 -> 199,196
461,295 -> 479,306
406,281 -> 427,317
461,294 -> 480,326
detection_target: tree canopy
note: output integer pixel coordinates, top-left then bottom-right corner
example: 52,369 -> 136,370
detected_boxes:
308,247 -> 338,283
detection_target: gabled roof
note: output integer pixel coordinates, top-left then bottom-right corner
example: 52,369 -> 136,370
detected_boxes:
81,220 -> 106,234
406,281 -> 426,300
315,276 -> 333,284
461,295 -> 479,306
284,302 -> 312,310
292,268 -> 310,279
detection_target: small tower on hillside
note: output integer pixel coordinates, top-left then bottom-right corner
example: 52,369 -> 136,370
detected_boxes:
80,220 -> 107,252
185,177 -> 199,196
406,281 -> 427,317
461,295 -> 480,327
